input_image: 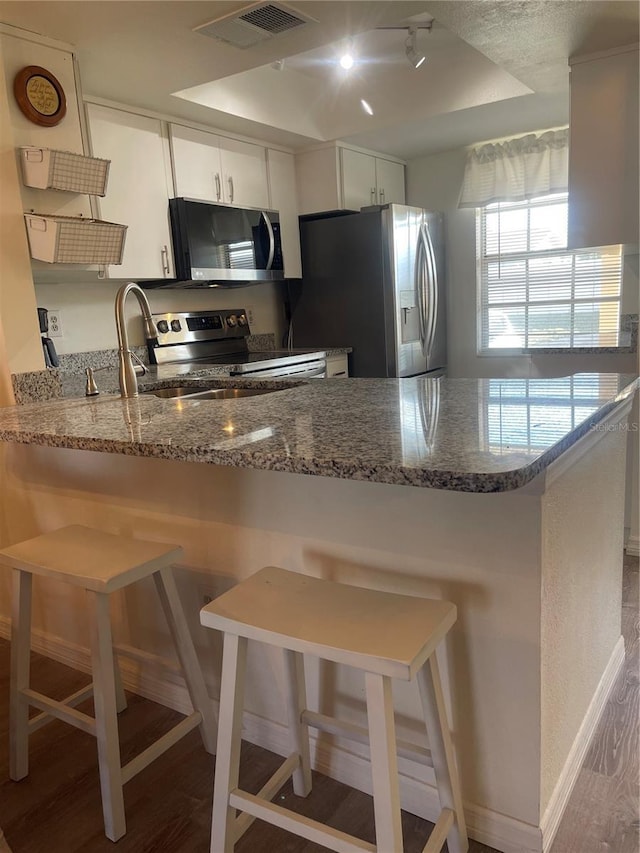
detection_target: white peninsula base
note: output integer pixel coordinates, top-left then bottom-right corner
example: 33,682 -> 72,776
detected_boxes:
0,399 -> 632,853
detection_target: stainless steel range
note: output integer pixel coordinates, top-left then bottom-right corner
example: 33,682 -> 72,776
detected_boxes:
148,309 -> 327,378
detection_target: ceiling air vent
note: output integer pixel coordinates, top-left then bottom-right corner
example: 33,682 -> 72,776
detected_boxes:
193,2 -> 315,49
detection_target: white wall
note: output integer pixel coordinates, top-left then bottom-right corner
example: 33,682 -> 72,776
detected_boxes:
34,280 -> 287,353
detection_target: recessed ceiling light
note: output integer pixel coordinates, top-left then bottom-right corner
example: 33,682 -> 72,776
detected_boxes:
360,98 -> 373,115
339,52 -> 354,70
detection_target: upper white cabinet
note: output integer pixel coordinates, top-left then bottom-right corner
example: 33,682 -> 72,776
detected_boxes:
568,44 -> 639,249
296,143 -> 405,215
266,149 -> 302,278
341,149 -> 405,210
86,103 -> 175,280
170,124 -> 269,209
373,156 -> 406,207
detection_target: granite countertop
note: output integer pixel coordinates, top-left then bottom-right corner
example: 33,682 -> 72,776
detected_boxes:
0,373 -> 637,493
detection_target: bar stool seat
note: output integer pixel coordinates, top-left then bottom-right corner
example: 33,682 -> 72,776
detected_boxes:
200,566 -> 468,853
1,525 -> 218,842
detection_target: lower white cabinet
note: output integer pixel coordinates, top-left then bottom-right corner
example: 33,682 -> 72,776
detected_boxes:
325,354 -> 349,377
86,103 -> 174,280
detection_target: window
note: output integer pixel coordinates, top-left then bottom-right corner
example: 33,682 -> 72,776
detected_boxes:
478,193 -> 622,351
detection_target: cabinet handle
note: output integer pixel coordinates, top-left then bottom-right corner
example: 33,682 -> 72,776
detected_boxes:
228,176 -> 234,203
379,188 -> 385,204
371,187 -> 377,204
161,244 -> 170,276
214,173 -> 221,201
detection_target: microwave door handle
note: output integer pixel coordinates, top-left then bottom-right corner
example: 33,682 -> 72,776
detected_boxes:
261,211 -> 275,270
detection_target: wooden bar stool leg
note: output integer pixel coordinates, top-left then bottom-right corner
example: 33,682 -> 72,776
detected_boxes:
417,655 -> 468,853
210,633 -> 248,853
153,566 -> 218,754
88,591 -> 126,842
9,570 -> 32,781
364,671 -> 403,853
282,650 -> 312,797
113,651 -> 128,714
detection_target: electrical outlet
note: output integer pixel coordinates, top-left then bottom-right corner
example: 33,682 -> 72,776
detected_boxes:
47,309 -> 63,338
245,306 -> 255,329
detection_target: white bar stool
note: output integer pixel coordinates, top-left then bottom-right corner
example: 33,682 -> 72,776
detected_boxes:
200,566 -> 468,853
0,525 -> 218,842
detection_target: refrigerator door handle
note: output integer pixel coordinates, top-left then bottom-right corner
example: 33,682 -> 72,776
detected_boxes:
414,228 -> 427,351
421,222 -> 438,358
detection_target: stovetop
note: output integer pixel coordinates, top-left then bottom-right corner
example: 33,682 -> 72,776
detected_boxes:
148,309 -> 325,374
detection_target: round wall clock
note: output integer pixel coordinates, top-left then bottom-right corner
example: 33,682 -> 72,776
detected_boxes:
13,65 -> 67,127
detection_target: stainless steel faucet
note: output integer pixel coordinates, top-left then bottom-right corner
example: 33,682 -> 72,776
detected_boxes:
115,282 -> 157,398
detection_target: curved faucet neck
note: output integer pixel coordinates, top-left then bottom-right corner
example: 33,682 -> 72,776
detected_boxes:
115,282 -> 156,398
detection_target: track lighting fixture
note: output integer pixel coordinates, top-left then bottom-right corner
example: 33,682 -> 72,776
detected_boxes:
405,25 -> 426,69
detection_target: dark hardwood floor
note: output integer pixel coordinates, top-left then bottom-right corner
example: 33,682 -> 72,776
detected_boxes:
0,555 -> 637,853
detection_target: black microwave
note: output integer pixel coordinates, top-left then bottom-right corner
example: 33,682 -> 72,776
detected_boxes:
151,198 -> 284,287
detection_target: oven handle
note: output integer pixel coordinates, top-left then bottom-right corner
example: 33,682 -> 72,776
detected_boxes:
235,361 -> 326,379
261,211 -> 275,271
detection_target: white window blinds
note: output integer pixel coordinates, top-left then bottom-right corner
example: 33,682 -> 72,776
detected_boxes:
479,194 -> 622,350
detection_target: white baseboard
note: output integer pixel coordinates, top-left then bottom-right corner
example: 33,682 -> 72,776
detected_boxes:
0,617 -> 543,853
540,636 -> 626,851
625,535 -> 640,557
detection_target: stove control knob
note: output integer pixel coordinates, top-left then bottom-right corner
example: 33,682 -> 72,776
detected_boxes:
226,314 -> 238,328
237,314 -> 247,327
157,320 -> 169,334
171,319 -> 182,332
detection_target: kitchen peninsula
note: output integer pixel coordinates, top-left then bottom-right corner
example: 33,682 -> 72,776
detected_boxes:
0,373 -> 636,853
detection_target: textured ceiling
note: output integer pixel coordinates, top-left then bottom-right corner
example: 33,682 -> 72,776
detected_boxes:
0,1 -> 638,157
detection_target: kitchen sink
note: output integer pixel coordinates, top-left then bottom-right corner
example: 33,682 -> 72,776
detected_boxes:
143,385 -> 279,400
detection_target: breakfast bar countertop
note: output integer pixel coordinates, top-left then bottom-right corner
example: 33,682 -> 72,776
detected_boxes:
0,373 -> 637,493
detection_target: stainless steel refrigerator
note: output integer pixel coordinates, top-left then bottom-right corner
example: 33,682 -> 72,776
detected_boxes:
291,204 -> 446,378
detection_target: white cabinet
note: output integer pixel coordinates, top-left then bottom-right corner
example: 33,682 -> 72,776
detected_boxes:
296,143 -> 405,215
374,157 -> 405,207
86,103 -> 175,279
341,149 -> 378,210
325,353 -> 349,377
266,149 -> 302,278
568,44 -> 639,249
170,124 -> 269,209
341,149 -> 405,210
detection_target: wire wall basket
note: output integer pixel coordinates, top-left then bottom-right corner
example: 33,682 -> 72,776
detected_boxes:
20,147 -> 111,196
24,214 -> 127,264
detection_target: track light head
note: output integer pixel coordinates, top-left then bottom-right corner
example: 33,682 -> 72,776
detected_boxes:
405,25 -> 427,69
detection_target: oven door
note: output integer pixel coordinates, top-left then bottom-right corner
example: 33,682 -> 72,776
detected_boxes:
232,359 -> 327,379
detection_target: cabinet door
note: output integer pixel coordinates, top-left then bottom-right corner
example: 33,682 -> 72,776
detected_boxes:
267,149 -> 301,278
170,124 -> 223,202
568,45 -> 639,248
325,354 -> 349,377
219,137 -> 269,208
341,148 -> 377,210
375,158 -> 405,206
87,104 -> 174,279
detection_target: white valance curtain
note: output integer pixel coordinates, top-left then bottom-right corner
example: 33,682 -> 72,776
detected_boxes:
458,128 -> 569,208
